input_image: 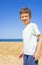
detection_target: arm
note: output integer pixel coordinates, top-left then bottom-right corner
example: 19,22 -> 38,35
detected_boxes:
36,35 -> 42,53
18,50 -> 23,59
32,23 -> 42,60
34,35 -> 42,60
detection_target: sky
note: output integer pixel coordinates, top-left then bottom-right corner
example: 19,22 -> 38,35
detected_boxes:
0,0 -> 42,39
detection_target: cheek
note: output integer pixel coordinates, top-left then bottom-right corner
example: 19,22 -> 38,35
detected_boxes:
20,16 -> 30,21
21,17 -> 27,20
21,18 -> 24,21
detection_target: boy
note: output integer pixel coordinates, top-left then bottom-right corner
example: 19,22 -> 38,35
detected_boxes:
18,7 -> 42,65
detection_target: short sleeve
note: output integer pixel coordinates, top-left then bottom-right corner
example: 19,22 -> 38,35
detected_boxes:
32,23 -> 40,36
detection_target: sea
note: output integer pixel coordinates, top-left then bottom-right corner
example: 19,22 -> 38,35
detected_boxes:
0,39 -> 23,42
0,39 -> 39,42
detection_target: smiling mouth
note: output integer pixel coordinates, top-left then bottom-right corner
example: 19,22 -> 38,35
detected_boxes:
23,19 -> 27,22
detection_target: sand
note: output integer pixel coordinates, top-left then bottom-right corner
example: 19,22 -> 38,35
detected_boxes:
0,42 -> 42,65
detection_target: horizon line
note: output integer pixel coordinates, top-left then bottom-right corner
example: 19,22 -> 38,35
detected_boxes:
0,39 -> 23,42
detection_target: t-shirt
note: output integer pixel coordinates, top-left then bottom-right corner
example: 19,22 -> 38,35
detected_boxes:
22,23 -> 40,55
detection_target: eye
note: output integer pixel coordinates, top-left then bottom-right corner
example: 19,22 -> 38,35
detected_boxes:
21,16 -> 24,18
25,16 -> 27,17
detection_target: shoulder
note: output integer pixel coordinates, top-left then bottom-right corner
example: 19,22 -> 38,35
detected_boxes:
30,23 -> 38,28
30,23 -> 37,26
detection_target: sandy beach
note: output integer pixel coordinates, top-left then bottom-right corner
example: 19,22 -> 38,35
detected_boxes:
0,42 -> 42,65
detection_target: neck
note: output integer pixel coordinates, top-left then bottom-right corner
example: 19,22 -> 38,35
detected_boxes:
25,21 -> 30,26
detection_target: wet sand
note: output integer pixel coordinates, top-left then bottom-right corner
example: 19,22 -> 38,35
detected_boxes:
0,42 -> 42,65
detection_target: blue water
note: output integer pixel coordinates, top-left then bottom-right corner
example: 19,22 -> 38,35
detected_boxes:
0,39 -> 23,42
0,39 -> 39,42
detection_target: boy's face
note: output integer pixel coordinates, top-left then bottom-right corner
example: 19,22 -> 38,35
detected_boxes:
20,13 -> 31,25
